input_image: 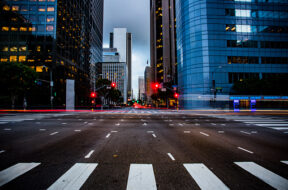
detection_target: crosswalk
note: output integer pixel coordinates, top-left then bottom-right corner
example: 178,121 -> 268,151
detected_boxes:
98,109 -> 177,114
0,161 -> 287,189
212,115 -> 288,133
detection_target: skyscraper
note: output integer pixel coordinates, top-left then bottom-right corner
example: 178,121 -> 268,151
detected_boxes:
110,28 -> 132,99
138,76 -> 145,101
176,0 -> 288,109
0,0 -> 103,108
144,66 -> 152,104
150,0 -> 177,85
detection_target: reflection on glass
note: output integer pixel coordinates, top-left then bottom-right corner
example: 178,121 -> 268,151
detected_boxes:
235,9 -> 251,17
236,25 -> 251,33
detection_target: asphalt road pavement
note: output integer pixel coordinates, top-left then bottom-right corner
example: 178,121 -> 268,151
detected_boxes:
0,109 -> 287,190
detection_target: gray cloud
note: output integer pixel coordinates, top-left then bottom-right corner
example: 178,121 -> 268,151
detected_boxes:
103,0 -> 150,98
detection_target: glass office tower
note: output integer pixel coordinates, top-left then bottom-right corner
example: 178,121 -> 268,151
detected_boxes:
176,0 -> 288,109
0,0 -> 103,108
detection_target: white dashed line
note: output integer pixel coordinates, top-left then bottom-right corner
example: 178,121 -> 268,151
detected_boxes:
143,123 -> 147,126
111,131 -> 118,133
211,123 -> 216,126
152,134 -> 157,138
36,122 -> 41,124
62,123 -> 67,125
106,133 -> 111,138
184,131 -> 191,133
0,150 -> 5,154
167,153 -> 175,161
200,132 -> 209,136
281,161 -> 288,165
115,123 -> 120,126
74,130 -> 81,132
218,131 -> 225,133
39,129 -> 46,131
3,128 -> 11,131
238,147 -> 253,154
251,131 -> 258,134
195,123 -> 200,126
240,131 -> 251,135
147,131 -> 154,133
84,150 -> 94,158
50,132 -> 58,136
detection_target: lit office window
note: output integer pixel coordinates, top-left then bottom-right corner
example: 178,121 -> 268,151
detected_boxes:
3,5 -> 10,11
19,56 -> 26,62
235,9 -> 251,17
20,27 -> 27,32
47,15 -> 55,22
19,46 -> 27,51
1,47 -> 8,51
10,47 -> 18,52
11,6 -> 19,11
11,27 -> 18,31
20,6 -> 28,12
1,58 -> 8,62
47,7 -> 55,12
236,25 -> 251,32
1,26 -> 9,31
235,0 -> 252,2
10,56 -> 17,62
36,66 -> 43,72
38,6 -> 45,12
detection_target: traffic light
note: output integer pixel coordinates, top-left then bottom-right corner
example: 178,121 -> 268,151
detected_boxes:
153,82 -> 160,89
111,82 -> 116,88
90,92 -> 96,98
174,93 -> 179,99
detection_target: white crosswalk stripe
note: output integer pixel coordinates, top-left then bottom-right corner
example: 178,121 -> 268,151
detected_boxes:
1,161 -> 288,189
184,163 -> 229,190
235,162 -> 288,190
126,164 -> 157,190
47,163 -> 98,190
0,163 -> 40,187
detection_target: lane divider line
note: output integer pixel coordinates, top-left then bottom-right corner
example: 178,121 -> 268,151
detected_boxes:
50,132 -> 58,136
167,153 -> 175,161
240,131 -> 251,135
184,131 -> 191,133
200,132 -> 209,136
152,134 -> 156,138
85,150 -> 95,159
238,147 -> 253,154
0,150 -> 5,154
106,133 -> 111,138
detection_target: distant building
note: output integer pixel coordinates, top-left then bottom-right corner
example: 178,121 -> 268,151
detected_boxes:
110,28 -> 132,99
144,66 -> 152,103
97,62 -> 128,104
0,0 -> 104,108
176,0 -> 288,108
150,0 -> 177,84
138,76 -> 145,101
103,48 -> 119,62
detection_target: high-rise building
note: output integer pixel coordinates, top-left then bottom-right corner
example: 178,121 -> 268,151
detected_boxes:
97,61 -> 128,104
138,76 -> 145,101
103,48 -> 119,62
144,66 -> 152,103
110,28 -> 132,99
0,0 -> 103,108
176,0 -> 288,109
150,0 -> 177,84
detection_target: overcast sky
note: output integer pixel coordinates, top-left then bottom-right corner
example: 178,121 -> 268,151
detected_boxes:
103,0 -> 150,98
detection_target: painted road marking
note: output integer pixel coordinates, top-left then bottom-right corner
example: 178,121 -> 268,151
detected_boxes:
184,163 -> 229,190
115,123 -> 120,126
0,150 -> 5,154
106,133 -> 111,138
240,131 -> 251,135
244,122 -> 287,124
281,161 -> 288,165
152,134 -> 156,138
85,150 -> 95,159
3,128 -> 11,131
147,131 -> 154,133
184,131 -> 191,133
221,124 -> 226,126
36,122 -> 41,124
62,123 -> 67,125
255,124 -> 288,127
74,130 -> 81,132
126,164 -> 157,190
111,131 -> 118,133
200,132 -> 209,137
47,163 -> 97,190
211,123 -> 216,126
0,163 -> 40,187
39,129 -> 46,131
167,153 -> 175,161
269,127 -> 288,130
143,123 -> 147,126
235,162 -> 288,190
251,131 -> 257,134
195,123 -> 200,126
50,132 -> 58,136
218,131 -> 225,133
238,147 -> 253,154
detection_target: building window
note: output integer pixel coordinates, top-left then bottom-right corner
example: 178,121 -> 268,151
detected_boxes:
226,24 -> 236,32
11,27 -> 18,31
1,47 -> 8,52
3,5 -> 10,11
236,25 -> 251,33
262,57 -> 288,64
38,6 -> 46,12
11,6 -> 19,11
47,7 -> 55,12
46,25 -> 54,31
20,27 -> 27,32
260,41 -> 288,49
10,47 -> 18,52
1,58 -> 8,62
36,66 -> 43,72
19,56 -> 26,62
227,40 -> 257,48
235,9 -> 251,17
19,46 -> 27,51
228,56 -> 259,64
228,72 -> 259,84
10,56 -> 17,62
47,15 -> 54,22
2,26 -> 9,31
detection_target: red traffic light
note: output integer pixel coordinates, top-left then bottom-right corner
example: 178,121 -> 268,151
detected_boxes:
91,100 -> 95,104
90,92 -> 96,98
174,93 -> 179,98
153,82 -> 160,89
111,82 -> 116,88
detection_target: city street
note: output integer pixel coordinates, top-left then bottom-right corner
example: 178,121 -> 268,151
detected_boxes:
0,109 -> 287,189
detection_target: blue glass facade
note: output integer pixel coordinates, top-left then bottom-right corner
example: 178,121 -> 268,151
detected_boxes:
176,0 -> 288,109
